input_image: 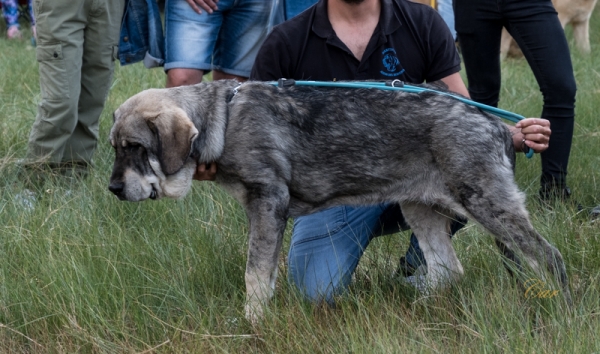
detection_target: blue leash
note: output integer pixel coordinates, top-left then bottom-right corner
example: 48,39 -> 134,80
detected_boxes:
267,79 -> 534,159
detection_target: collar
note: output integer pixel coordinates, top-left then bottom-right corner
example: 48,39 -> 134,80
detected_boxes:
312,0 -> 401,39
226,82 -> 243,102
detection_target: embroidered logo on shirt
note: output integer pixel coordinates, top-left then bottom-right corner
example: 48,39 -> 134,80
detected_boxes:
381,48 -> 405,77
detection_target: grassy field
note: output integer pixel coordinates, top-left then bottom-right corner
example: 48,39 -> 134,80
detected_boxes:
1,9 -> 600,353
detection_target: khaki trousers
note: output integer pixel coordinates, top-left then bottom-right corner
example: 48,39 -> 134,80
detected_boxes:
27,0 -> 125,164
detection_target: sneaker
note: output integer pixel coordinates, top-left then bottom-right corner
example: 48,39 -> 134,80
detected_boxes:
591,205 -> 600,219
395,256 -> 417,277
403,275 -> 430,295
396,257 -> 429,294
7,25 -> 22,40
396,256 -> 428,276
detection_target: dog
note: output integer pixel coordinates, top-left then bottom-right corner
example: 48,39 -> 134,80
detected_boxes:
501,0 -> 598,59
108,79 -> 570,322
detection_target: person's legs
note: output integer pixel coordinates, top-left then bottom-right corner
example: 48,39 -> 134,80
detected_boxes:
437,0 -> 456,40
288,204 -> 404,304
166,68 -> 205,87
26,0 -> 86,164
164,0 -> 228,86
28,0 -> 36,40
454,0 -> 504,107
62,0 -> 125,164
212,70 -> 247,82
2,0 -> 21,38
213,0 -> 272,79
503,0 -> 576,195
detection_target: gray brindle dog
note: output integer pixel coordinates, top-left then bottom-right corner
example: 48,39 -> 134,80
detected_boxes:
108,80 -> 570,322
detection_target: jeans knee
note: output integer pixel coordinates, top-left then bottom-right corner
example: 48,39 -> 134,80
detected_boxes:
287,252 -> 349,304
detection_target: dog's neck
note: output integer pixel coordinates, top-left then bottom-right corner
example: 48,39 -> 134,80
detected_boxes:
175,80 -> 240,164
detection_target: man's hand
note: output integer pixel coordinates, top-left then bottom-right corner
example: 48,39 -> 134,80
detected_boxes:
510,118 -> 551,153
194,162 -> 217,181
186,0 -> 218,14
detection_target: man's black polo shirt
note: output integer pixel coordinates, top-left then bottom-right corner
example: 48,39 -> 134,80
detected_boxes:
250,0 -> 461,83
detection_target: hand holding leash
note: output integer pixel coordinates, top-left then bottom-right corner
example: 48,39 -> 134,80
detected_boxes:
513,118 -> 551,154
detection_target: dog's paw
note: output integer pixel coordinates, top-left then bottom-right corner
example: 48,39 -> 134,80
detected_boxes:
244,301 -> 264,325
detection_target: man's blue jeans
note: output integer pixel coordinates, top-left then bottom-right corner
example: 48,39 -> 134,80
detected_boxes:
288,203 -> 465,303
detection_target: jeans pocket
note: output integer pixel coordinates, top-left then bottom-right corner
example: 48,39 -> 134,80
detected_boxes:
36,44 -> 69,101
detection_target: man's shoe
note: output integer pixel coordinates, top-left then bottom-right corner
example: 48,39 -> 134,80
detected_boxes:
538,185 -> 583,211
395,256 -> 417,277
396,256 -> 428,276
403,275 -> 430,295
396,256 -> 429,294
539,185 -> 572,201
591,205 -> 600,219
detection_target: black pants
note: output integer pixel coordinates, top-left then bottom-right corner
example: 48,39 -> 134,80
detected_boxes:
454,0 -> 577,189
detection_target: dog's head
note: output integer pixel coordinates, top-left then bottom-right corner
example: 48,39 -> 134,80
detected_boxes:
108,89 -> 199,201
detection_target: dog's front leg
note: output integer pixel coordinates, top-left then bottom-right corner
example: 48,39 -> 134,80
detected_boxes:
242,185 -> 289,324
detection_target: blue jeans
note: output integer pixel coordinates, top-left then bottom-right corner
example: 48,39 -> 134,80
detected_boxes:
454,0 -> 576,188
437,0 -> 456,40
288,204 -> 465,303
164,0 -> 273,77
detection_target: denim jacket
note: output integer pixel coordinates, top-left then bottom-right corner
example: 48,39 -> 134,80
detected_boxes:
119,0 -> 165,68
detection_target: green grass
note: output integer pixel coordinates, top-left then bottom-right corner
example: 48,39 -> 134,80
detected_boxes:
1,11 -> 600,353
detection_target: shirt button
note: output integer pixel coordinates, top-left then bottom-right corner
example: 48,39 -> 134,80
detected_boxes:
53,52 -> 58,58
123,36 -> 129,42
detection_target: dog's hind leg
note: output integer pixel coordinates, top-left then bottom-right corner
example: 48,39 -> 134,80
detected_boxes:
242,184 -> 289,323
400,203 -> 464,290
458,179 -> 571,304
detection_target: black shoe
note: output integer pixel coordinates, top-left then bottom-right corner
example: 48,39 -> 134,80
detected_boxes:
591,205 -> 600,219
395,256 -> 417,277
539,185 -> 572,201
538,185 -> 583,211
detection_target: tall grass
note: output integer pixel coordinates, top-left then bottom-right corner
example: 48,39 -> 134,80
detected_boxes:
1,10 -> 599,353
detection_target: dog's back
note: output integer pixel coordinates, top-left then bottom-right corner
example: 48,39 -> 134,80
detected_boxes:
219,82 -> 515,217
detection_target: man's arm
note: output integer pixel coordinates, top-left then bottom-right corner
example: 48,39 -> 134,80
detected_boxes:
440,72 -> 550,153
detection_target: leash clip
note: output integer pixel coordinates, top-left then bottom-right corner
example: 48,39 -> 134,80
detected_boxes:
232,82 -> 243,96
386,79 -> 404,88
278,78 -> 296,88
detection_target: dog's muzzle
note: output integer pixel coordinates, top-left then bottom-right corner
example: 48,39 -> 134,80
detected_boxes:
108,182 -> 158,200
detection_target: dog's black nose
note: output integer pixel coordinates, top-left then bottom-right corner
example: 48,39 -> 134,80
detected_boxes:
108,182 -> 125,199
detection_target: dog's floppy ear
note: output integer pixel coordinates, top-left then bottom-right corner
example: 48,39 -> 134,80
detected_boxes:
147,106 -> 199,175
